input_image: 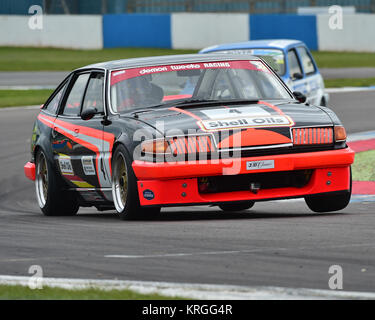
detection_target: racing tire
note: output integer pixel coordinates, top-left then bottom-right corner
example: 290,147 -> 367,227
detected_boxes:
111,144 -> 161,220
35,149 -> 79,216
305,168 -> 352,213
218,201 -> 255,212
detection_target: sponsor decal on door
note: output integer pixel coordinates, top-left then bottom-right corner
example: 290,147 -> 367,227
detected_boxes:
58,154 -> 74,176
81,156 -> 96,176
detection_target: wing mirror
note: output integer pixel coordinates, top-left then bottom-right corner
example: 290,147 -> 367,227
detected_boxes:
292,72 -> 303,80
293,91 -> 307,103
81,107 -> 98,121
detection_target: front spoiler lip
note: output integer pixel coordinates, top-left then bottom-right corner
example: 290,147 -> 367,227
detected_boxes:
140,190 -> 350,208
132,147 -> 355,180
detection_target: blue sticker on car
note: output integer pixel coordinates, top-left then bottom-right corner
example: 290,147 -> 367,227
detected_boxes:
143,189 -> 155,200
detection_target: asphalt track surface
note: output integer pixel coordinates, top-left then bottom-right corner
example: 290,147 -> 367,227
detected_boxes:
0,72 -> 68,87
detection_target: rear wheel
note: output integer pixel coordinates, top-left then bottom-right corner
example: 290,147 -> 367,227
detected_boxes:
219,201 -> 255,212
305,168 -> 352,213
112,145 -> 160,220
35,150 -> 79,216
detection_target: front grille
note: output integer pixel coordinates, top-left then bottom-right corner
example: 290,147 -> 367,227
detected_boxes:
198,170 -> 313,194
292,127 -> 333,145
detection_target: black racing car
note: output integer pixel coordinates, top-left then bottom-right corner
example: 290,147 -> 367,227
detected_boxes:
24,54 -> 354,220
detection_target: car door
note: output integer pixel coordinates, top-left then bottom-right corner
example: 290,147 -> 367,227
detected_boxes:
287,48 -> 307,96
296,45 -> 321,105
52,71 -> 107,190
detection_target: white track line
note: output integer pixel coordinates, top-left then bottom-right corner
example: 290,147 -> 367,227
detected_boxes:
105,249 -> 279,259
1,275 -> 374,300
347,130 -> 375,142
326,86 -> 375,93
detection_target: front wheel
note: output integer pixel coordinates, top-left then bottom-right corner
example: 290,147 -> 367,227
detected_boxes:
112,145 -> 160,220
219,201 -> 255,212
35,149 -> 79,216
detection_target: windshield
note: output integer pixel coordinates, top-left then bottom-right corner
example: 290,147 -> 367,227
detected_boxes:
110,60 -> 291,113
213,49 -> 286,76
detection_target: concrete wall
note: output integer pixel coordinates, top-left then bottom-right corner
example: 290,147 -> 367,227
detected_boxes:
0,15 -> 102,49
317,14 -> 375,52
171,13 -> 249,49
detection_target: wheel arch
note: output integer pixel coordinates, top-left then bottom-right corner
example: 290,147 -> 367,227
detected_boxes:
112,132 -> 135,164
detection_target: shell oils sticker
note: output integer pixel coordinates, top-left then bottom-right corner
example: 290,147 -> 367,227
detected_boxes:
81,156 -> 96,176
198,115 -> 294,132
58,154 -> 74,176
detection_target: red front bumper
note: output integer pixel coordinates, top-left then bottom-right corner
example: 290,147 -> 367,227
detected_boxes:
133,148 -> 355,206
24,162 -> 36,181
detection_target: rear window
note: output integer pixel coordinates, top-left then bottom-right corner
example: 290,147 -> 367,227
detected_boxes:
44,82 -> 67,114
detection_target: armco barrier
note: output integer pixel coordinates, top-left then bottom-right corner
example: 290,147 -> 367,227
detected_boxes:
103,14 -> 171,48
249,14 -> 318,50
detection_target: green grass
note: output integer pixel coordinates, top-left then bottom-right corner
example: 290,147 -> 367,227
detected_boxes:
0,47 -> 196,71
0,284 -> 184,300
312,51 -> 375,69
324,78 -> 375,88
1,47 -> 375,71
0,89 -> 53,108
352,150 -> 375,181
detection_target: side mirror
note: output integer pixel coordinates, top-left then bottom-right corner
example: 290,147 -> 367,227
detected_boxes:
292,72 -> 303,80
293,91 -> 307,103
81,107 -> 98,121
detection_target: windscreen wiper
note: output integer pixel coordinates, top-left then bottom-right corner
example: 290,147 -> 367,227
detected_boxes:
172,98 -> 259,108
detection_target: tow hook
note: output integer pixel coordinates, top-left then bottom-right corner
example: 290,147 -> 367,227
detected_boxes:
250,183 -> 261,194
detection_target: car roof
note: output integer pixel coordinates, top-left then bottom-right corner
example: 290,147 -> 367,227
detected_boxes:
200,39 -> 305,53
77,53 -> 262,71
